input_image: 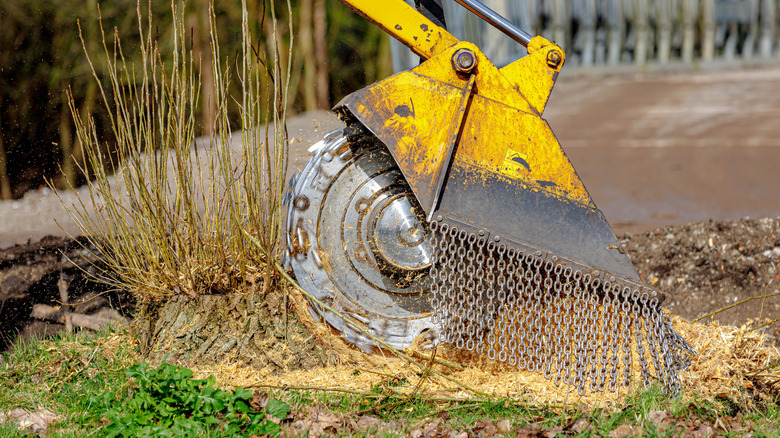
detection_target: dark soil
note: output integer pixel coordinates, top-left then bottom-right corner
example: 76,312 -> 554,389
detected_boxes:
0,236 -> 134,351
621,217 -> 780,346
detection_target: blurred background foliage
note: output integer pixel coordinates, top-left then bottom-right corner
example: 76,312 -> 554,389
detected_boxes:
0,0 -> 392,199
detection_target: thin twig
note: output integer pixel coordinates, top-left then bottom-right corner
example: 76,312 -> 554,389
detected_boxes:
356,367 -> 399,379
243,383 -> 377,397
561,369 -> 574,424
692,291 -> 780,323
407,344 -> 437,401
353,398 -> 407,416
243,383 -> 501,408
748,316 -> 780,333
409,350 -> 465,371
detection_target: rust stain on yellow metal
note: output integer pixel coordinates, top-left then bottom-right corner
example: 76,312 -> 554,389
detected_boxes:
334,1 -> 590,211
341,71 -> 473,211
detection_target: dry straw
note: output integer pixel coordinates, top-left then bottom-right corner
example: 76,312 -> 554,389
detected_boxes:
192,308 -> 778,408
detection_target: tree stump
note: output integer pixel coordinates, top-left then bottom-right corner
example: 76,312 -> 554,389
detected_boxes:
136,289 -> 335,373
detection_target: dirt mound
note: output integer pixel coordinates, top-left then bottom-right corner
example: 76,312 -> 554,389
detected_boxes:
621,217 -> 780,346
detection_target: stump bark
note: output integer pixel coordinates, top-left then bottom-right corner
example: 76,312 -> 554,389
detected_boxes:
136,290 -> 334,373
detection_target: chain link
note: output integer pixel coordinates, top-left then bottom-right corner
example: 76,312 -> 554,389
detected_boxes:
429,220 -> 695,395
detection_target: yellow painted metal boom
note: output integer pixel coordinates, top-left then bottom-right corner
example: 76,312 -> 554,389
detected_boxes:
337,0 -> 459,60
335,0 -> 574,214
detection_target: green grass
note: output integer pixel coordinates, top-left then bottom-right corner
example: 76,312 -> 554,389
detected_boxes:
97,361 -> 290,437
0,328 -> 778,436
280,380 -> 778,437
0,423 -> 34,438
0,328 -> 290,437
0,327 -> 138,437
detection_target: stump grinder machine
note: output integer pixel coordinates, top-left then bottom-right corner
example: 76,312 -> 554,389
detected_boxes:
285,0 -> 695,395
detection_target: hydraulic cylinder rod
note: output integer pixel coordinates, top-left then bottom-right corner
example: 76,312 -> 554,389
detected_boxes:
452,0 -> 533,47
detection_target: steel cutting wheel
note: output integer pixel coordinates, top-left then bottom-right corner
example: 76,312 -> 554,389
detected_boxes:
285,130 -> 435,352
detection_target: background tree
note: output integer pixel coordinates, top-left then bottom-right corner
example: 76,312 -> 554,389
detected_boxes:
0,0 -> 392,200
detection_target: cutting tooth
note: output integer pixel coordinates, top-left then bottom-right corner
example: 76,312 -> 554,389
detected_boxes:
307,139 -> 327,155
296,227 -> 309,255
310,249 -> 323,269
323,129 -> 343,143
370,319 -> 406,337
317,164 -> 333,180
334,141 -> 351,155
282,248 -> 292,270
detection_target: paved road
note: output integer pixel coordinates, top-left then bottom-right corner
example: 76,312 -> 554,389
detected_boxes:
2,67 -> 779,248
546,67 -> 780,233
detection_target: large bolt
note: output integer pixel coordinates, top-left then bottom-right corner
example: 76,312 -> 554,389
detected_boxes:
452,49 -> 477,74
294,196 -> 310,211
546,49 -> 563,69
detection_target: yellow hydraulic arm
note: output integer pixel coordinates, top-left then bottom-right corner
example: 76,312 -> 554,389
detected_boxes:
336,0 -> 460,60
335,1 -> 586,210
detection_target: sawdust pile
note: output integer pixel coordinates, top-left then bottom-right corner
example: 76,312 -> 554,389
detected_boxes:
192,300 -> 779,407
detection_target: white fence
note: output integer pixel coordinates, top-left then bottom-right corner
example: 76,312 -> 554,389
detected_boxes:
391,0 -> 780,71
